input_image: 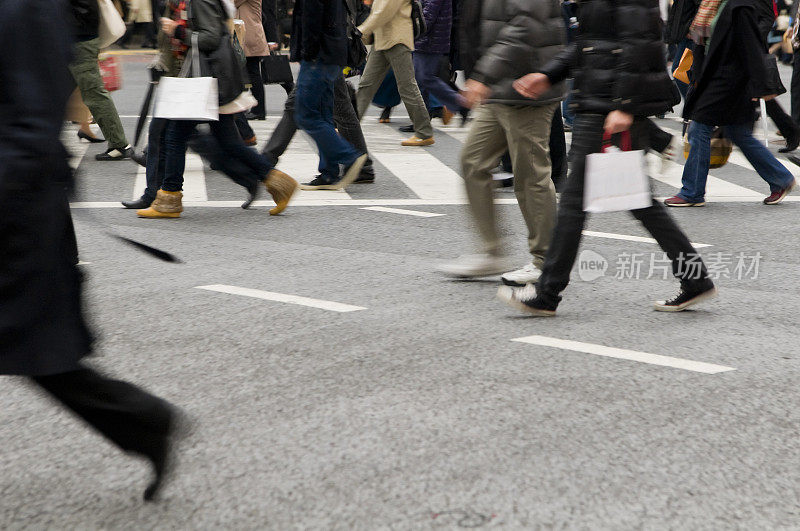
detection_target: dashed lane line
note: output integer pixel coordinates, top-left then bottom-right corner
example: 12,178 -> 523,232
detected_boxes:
511,335 -> 736,374
582,230 -> 712,248
360,206 -> 444,217
195,284 -> 366,313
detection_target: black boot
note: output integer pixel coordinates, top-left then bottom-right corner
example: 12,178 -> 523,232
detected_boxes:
121,196 -> 153,209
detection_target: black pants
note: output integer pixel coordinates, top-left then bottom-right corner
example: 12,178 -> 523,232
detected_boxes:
31,364 -> 172,458
792,54 -> 800,124
142,117 -> 169,202
645,118 -> 673,153
535,114 -> 710,309
765,98 -> 799,139
262,75 -> 373,174
246,56 -> 266,117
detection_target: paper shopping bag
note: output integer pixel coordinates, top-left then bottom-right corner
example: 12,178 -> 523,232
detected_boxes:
98,55 -> 122,92
152,76 -> 219,121
584,139 -> 651,213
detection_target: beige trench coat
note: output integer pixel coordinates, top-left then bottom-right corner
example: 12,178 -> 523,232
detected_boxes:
235,0 -> 269,57
358,0 -> 414,52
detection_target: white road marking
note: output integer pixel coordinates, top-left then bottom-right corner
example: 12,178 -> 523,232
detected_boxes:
361,206 -> 444,217
77,261 -> 92,265
195,284 -> 366,313
133,164 -> 147,200
371,152 -> 467,201
183,154 -> 209,201
582,230 -> 712,248
511,335 -> 736,374
652,159 -> 762,197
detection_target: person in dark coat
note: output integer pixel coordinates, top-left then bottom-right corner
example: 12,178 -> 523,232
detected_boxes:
412,0 -> 467,122
666,0 -> 701,97
0,0 -> 181,501
290,0 -> 368,189
498,0 -> 717,315
668,0 -> 797,207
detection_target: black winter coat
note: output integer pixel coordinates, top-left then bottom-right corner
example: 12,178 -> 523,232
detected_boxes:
683,0 -> 772,125
459,0 -> 566,105
290,0 -> 349,66
1,0 -> 93,376
539,0 -> 675,117
69,0 -> 99,41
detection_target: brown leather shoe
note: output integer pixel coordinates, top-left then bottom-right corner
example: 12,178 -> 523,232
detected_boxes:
441,107 -> 454,125
401,135 -> 435,147
243,136 -> 257,147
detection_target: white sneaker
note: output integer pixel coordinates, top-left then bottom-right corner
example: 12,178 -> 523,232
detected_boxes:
501,263 -> 542,286
437,253 -> 515,278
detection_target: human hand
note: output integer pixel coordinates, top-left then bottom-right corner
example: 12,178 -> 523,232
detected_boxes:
513,73 -> 551,99
604,110 -> 634,135
463,79 -> 491,108
161,17 -> 178,37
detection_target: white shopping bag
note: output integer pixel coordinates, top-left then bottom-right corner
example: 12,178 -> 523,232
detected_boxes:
153,77 -> 219,120
584,132 -> 651,213
97,0 -> 126,49
152,34 -> 219,121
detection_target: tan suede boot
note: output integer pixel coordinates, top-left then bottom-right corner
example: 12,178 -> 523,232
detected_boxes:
137,189 -> 183,218
264,169 -> 298,215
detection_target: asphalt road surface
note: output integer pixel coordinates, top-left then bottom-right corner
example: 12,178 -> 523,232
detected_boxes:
2,51 -> 800,529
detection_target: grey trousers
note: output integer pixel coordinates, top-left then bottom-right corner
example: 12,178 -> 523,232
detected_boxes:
355,44 -> 433,139
460,103 -> 558,267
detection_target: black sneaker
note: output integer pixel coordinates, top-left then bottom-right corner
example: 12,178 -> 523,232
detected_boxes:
299,175 -> 340,190
399,124 -> 414,133
653,284 -> 717,312
355,170 -> 375,183
496,284 -> 557,317
96,145 -> 132,161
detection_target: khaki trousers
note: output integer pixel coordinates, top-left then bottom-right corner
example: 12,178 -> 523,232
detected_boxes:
460,103 -> 558,267
355,44 -> 433,139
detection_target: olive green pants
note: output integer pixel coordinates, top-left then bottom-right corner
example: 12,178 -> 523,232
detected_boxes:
69,38 -> 128,149
460,103 -> 558,268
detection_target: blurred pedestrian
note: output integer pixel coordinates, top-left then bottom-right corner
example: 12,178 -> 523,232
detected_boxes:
291,0 -> 369,190
1,0 -> 181,501
68,0 -> 133,160
237,0 -> 270,120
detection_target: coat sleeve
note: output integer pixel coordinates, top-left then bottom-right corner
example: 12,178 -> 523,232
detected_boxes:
539,42 -> 578,85
359,0 -> 404,37
734,6 -> 772,97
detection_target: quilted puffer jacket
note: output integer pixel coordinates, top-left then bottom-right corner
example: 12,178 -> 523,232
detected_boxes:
539,0 -> 676,117
415,0 -> 452,54
459,0 -> 566,105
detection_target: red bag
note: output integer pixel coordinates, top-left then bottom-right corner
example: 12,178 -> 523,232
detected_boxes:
98,56 -> 122,92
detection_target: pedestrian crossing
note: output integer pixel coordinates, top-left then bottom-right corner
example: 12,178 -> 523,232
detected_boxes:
64,115 -> 800,208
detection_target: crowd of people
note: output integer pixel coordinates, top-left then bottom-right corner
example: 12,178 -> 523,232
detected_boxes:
2,0 -> 799,500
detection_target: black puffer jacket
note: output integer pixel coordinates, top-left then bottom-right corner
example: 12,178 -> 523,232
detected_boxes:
539,0 -> 675,117
459,0 -> 566,105
69,0 -> 99,41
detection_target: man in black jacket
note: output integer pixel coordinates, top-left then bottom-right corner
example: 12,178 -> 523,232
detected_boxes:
1,0 -> 180,500
290,0 -> 368,189
497,0 -> 716,315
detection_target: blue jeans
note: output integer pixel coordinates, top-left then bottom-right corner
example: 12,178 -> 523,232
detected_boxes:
679,121 -> 796,202
143,117 -> 168,201
671,38 -> 693,99
412,51 -> 464,112
295,61 -> 361,183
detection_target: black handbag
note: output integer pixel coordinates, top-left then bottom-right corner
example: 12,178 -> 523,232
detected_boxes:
262,51 -> 294,84
344,0 -> 368,69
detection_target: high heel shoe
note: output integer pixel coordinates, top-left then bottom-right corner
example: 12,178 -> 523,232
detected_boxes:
77,130 -> 105,143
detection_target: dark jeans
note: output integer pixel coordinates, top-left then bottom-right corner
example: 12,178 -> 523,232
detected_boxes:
263,75 -> 373,176
235,112 -> 255,140
32,365 -> 173,458
246,56 -> 266,117
293,62 -> 363,182
412,51 -> 464,112
562,79 -> 575,127
162,114 -> 273,192
536,114 -> 710,309
142,117 -> 168,202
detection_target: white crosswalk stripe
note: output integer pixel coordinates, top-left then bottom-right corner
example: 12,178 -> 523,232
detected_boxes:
65,119 -> 800,207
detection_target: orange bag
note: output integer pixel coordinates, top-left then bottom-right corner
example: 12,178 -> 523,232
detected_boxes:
673,48 -> 693,84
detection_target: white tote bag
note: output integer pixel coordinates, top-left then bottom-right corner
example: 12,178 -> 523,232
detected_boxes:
152,35 -> 220,121
97,0 -> 126,49
584,132 -> 651,213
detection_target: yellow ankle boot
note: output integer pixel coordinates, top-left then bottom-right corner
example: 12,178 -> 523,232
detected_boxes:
137,189 -> 183,218
264,169 -> 298,215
